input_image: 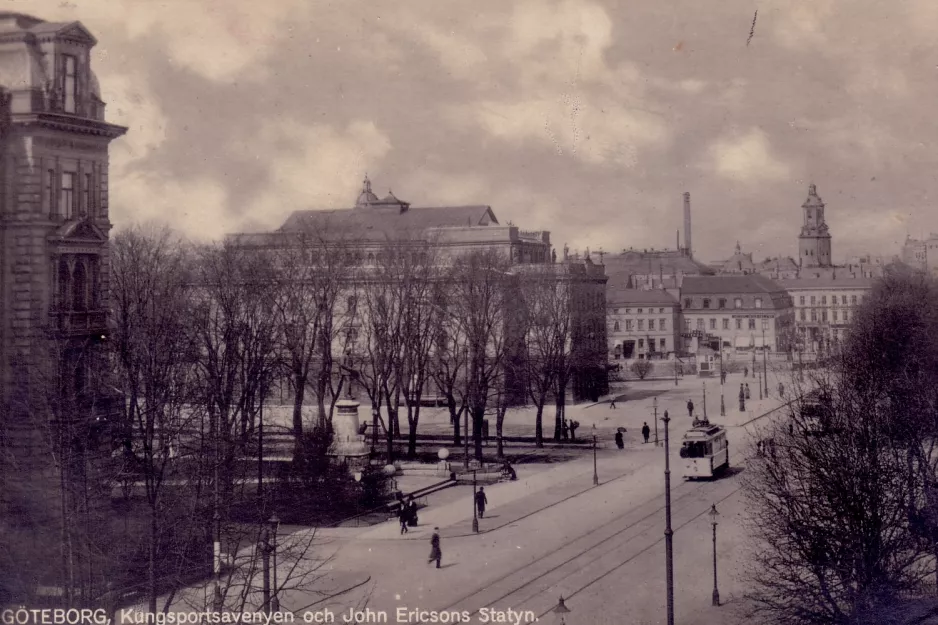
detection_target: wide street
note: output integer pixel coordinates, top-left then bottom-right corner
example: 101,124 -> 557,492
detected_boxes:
272,367 -> 797,625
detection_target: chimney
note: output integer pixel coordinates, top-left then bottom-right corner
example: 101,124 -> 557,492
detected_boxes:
683,192 -> 692,258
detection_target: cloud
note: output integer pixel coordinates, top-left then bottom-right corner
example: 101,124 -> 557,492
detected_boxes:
707,128 -> 791,183
232,119 -> 393,230
99,72 -> 168,173
111,171 -> 231,241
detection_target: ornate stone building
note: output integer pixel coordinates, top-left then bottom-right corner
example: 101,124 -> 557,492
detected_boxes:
0,12 -> 127,597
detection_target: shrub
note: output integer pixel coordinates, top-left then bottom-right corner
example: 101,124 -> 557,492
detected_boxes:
630,359 -> 654,380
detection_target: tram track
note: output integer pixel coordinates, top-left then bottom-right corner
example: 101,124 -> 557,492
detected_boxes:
418,403 -> 786,624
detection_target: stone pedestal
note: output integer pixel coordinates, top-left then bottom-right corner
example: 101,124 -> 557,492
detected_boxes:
328,399 -> 369,462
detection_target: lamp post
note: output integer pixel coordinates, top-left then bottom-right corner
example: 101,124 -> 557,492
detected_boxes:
662,410 -> 674,625
653,397 -> 659,446
592,424 -> 599,486
472,469 -> 479,533
270,513 -> 280,612
212,510 -> 223,611
674,358 -> 679,386
762,327 -> 769,397
261,524 -> 271,613
758,369 -> 763,401
719,351 -> 725,417
552,596 -> 571,625
702,382 -> 708,423
709,504 -> 720,607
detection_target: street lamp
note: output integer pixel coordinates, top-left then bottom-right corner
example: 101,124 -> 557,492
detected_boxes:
269,513 -> 280,613
719,352 -> 725,417
758,369 -> 763,401
702,382 -> 708,423
762,327 -> 769,397
709,504 -> 720,607
472,469 -> 479,533
662,410 -> 674,625
653,397 -> 659,446
592,424 -> 599,486
552,596 -> 571,625
674,358 -> 679,386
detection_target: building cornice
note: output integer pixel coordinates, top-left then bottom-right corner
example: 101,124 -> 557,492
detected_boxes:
11,113 -> 127,139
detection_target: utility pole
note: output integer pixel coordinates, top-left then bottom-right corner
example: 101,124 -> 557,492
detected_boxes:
702,382 -> 708,422
663,410 -> 674,625
472,470 -> 479,533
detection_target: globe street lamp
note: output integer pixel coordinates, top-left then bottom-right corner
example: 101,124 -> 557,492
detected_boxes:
552,596 -> 571,625
662,410 -> 674,625
592,424 -> 599,486
709,504 -> 720,607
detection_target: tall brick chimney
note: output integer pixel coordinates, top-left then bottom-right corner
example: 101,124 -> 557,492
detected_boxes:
683,192 -> 692,258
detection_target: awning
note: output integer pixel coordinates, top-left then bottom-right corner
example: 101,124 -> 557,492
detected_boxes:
754,337 -> 765,348
734,337 -> 751,348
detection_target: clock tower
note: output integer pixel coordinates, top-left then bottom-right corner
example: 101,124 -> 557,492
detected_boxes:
798,184 -> 832,268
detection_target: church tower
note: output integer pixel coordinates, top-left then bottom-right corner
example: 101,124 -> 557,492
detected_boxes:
798,183 -> 831,268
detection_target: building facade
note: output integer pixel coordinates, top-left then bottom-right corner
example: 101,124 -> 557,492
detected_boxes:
680,275 -> 795,355
901,234 -> 938,276
0,11 -> 127,598
778,277 -> 873,354
606,288 -> 680,361
230,178 -> 607,402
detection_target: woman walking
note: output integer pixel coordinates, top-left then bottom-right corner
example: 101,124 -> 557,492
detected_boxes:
428,528 -> 442,568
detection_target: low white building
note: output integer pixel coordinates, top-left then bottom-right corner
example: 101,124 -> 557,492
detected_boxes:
778,276 -> 873,354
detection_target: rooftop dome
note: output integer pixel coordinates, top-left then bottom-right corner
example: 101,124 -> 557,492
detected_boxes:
355,175 -> 379,207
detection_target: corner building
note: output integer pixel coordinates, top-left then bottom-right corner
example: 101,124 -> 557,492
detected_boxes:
0,12 -> 127,600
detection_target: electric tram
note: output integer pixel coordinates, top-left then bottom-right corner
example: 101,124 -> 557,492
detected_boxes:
679,423 -> 729,479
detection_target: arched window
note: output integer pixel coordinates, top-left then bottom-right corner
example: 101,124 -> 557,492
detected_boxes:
72,261 -> 87,311
57,259 -> 71,310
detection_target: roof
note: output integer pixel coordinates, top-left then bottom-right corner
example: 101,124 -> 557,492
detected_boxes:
778,277 -> 874,290
607,287 -> 678,306
278,205 -> 499,239
605,250 -> 715,276
681,275 -> 786,295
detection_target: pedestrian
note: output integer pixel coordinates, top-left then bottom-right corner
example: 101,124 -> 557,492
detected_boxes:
745,383 -> 751,400
778,382 -> 785,398
398,502 -> 409,534
610,398 -> 617,409
744,366 -> 748,378
642,422 -> 650,444
614,430 -> 624,449
428,528 -> 442,568
408,497 -> 419,527
687,400 -> 694,418
475,487 -> 488,518
569,420 -> 579,441
739,384 -> 746,412
562,420 -> 569,440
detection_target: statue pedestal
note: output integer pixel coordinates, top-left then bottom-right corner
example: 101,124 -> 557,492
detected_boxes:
328,400 -> 369,463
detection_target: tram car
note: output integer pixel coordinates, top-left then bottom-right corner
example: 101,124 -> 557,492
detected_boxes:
679,423 -> 729,479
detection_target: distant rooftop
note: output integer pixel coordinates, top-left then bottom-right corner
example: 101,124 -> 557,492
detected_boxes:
607,287 -> 678,306
681,275 -> 787,295
778,277 -> 874,289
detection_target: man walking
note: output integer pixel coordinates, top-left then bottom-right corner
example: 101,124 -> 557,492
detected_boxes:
428,528 -> 442,568
398,502 -> 410,534
642,422 -> 650,444
475,487 -> 488,519
687,399 -> 694,419
609,397 -> 617,409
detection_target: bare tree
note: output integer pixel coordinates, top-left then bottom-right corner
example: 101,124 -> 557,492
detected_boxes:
268,225 -> 356,438
110,225 -> 203,612
430,291 -> 469,447
518,267 -> 571,447
450,250 -> 513,461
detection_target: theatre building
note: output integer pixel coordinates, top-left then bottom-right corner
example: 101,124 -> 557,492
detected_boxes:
679,275 -> 794,355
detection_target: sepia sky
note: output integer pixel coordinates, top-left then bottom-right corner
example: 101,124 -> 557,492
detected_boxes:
12,0 -> 938,262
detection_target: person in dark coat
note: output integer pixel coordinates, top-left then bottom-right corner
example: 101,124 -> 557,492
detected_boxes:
562,421 -> 569,440
745,383 -> 751,400
687,400 -> 694,418
614,430 -> 624,449
428,528 -> 442,568
569,420 -> 579,441
475,487 -> 488,518
642,422 -> 651,444
744,366 -> 748,378
408,497 -> 418,527
398,502 -> 410,534
739,384 -> 746,412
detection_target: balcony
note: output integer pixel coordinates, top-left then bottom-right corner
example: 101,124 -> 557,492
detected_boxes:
49,309 -> 107,336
